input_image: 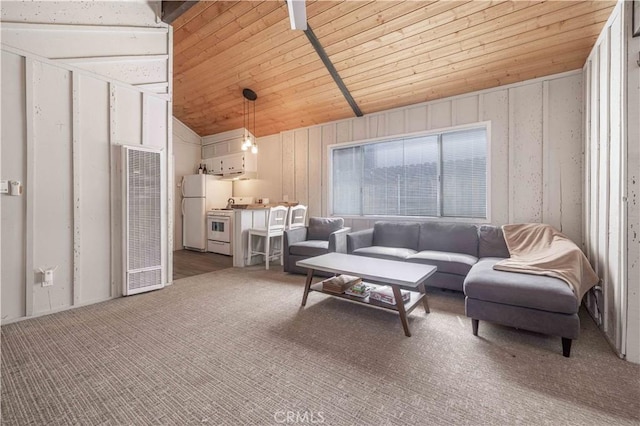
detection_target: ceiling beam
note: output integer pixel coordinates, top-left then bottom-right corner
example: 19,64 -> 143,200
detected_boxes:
162,1 -> 199,25
304,24 -> 363,117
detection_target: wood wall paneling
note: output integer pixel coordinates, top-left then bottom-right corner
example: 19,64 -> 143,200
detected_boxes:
582,0 -> 638,361
307,126 -> 322,219
114,87 -> 143,145
624,0 -> 640,364
1,48 -> 170,322
32,61 -> 74,314
607,10 -> 623,351
0,51 -> 27,320
589,51 -> 601,273
479,89 -> 509,226
294,129 -> 309,205
508,83 -> 543,224
597,31 -> 612,336
0,23 -> 169,59
406,105 -> 428,134
320,123 -> 336,216
238,71 -> 584,242
386,109 -> 405,136
452,96 -> 479,126
429,101 -> 452,130
542,76 -> 584,244
78,74 -> 111,304
146,95 -> 169,149
1,2 -> 163,27
281,131 -> 295,201
367,114 -> 386,139
335,121 -> 352,144
352,116 -> 367,141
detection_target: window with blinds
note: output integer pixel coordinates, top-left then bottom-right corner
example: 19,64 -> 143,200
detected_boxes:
331,126 -> 487,219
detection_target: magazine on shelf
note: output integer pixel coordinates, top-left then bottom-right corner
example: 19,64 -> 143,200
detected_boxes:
344,282 -> 373,298
322,274 -> 362,294
369,285 -> 410,305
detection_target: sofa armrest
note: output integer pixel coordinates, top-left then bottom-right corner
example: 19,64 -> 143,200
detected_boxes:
328,227 -> 351,253
284,227 -> 308,248
283,228 -> 308,273
347,228 -> 374,253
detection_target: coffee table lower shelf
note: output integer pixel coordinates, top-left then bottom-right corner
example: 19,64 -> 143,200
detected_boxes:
309,282 -> 427,315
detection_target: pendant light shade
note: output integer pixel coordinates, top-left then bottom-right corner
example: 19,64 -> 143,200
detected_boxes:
242,88 -> 258,154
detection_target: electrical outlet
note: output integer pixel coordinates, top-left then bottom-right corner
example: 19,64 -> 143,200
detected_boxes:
41,268 -> 55,287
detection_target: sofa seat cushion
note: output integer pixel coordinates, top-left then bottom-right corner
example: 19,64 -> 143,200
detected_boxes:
406,250 -> 477,276
289,240 -> 329,257
352,246 -> 416,261
464,258 -> 578,314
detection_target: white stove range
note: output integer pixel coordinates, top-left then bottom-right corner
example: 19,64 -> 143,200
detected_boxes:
206,209 -> 234,255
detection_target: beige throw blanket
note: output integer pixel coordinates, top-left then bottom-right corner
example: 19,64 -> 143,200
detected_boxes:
494,223 -> 599,299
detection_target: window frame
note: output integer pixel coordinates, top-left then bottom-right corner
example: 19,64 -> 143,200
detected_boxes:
327,121 -> 492,223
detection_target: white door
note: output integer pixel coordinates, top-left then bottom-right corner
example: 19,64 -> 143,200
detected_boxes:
183,197 -> 206,250
182,174 -> 206,198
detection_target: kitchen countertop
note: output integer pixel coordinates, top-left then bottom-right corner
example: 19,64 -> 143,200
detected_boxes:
233,202 -> 298,210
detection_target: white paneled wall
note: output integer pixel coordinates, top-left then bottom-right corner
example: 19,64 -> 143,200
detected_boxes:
0,46 -> 171,323
173,117 -> 202,251
583,0 -> 639,363
625,3 -> 640,365
1,2 -> 169,94
235,71 -> 584,242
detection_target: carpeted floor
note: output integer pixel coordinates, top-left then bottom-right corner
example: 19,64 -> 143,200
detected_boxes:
2,266 -> 639,425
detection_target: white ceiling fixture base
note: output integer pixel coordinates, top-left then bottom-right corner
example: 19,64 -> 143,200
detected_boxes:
287,0 -> 307,31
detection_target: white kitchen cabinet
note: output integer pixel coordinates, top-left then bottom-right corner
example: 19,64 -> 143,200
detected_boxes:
223,153 -> 245,174
202,128 -> 249,158
203,152 -> 257,177
233,208 -> 269,267
209,157 -> 223,174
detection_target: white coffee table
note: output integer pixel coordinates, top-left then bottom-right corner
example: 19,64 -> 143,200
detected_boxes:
296,253 -> 437,336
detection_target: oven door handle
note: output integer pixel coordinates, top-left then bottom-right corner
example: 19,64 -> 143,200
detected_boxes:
209,216 -> 230,222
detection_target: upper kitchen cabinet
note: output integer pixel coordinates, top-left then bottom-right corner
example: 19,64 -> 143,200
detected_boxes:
201,127 -> 257,179
202,128 -> 251,159
204,152 -> 257,180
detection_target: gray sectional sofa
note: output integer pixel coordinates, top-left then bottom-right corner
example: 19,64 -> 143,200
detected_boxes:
346,221 -> 581,357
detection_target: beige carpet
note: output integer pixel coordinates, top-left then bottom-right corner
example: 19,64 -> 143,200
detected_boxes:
2,266 -> 639,425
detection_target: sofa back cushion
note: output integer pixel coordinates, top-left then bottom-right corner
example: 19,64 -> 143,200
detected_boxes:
373,221 -> 420,250
418,222 -> 479,257
478,225 -> 510,258
307,217 -> 344,240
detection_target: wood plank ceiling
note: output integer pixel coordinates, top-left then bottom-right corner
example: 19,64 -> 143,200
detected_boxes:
172,1 -> 615,138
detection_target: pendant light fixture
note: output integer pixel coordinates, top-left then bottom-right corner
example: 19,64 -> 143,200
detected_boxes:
241,88 -> 258,154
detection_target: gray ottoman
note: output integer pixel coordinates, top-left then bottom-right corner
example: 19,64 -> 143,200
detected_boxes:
464,257 -> 580,357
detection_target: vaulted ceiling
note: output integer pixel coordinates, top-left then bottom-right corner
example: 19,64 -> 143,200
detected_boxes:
172,1 -> 615,138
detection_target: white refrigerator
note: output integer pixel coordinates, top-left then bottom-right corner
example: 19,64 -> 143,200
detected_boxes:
182,174 -> 232,251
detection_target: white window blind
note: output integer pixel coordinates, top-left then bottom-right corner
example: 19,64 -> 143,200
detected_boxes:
441,128 -> 487,218
332,126 -> 487,219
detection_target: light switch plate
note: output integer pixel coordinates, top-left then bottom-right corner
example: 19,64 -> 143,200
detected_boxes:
0,180 -> 8,194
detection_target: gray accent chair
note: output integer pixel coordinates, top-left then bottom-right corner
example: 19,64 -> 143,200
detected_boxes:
283,217 -> 350,275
